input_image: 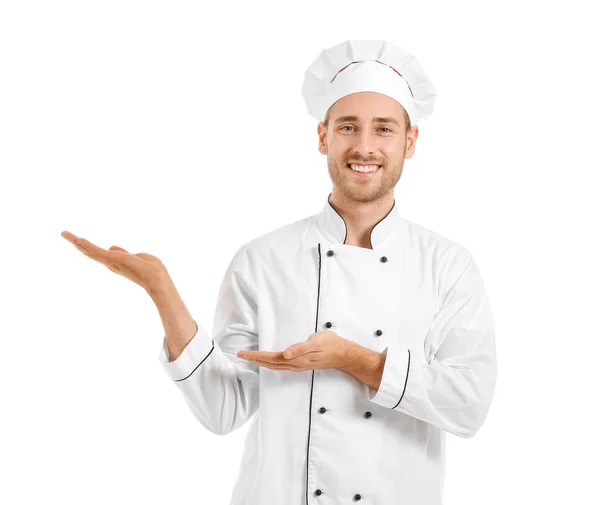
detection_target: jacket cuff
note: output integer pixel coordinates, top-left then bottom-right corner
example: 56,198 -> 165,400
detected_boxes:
157,320 -> 215,382
367,344 -> 411,409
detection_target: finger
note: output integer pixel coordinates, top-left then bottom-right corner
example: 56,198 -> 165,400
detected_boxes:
283,347 -> 298,359
62,233 -> 122,262
77,239 -> 131,268
244,358 -> 303,371
71,239 -> 127,270
73,237 -> 111,260
71,241 -> 99,260
284,344 -> 318,359
63,232 -> 107,264
61,230 -> 80,244
71,241 -> 112,268
135,252 -> 158,262
109,245 -> 129,253
239,351 -> 283,363
240,352 -> 307,369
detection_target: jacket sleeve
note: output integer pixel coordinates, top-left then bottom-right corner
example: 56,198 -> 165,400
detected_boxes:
157,245 -> 260,436
367,253 -> 497,438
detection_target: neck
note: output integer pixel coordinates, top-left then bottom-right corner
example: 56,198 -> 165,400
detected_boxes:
328,189 -> 395,248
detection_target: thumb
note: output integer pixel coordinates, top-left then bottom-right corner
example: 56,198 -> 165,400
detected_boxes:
283,347 -> 296,359
284,343 -> 307,359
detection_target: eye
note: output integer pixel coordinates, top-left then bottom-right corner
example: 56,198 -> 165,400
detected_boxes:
340,125 -> 392,133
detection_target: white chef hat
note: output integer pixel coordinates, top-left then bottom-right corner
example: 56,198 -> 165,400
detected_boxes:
301,40 -> 436,126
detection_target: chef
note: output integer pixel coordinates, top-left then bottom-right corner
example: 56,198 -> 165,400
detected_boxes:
62,39 -> 497,505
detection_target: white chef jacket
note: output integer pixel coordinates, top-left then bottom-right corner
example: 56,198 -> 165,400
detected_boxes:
158,193 -> 497,505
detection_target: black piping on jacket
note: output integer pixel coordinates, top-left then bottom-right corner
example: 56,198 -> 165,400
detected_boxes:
305,198 -> 407,502
173,341 -> 215,382
326,193 -> 396,250
392,349 -> 410,409
305,242 -> 322,504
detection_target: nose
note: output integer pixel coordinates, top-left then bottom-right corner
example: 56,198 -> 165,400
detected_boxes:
352,128 -> 377,157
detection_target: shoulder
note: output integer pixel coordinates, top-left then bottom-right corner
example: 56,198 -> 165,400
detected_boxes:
400,216 -> 472,260
224,214 -> 315,294
239,213 -> 315,255
398,217 -> 475,292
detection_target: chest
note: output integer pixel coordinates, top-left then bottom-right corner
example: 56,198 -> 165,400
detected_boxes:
256,238 -> 438,355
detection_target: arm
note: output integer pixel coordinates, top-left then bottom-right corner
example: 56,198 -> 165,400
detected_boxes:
339,344 -> 387,392
345,254 -> 497,438
156,245 -> 260,436
149,278 -> 197,362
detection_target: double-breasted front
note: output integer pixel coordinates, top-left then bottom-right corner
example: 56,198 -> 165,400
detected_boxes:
159,193 -> 497,505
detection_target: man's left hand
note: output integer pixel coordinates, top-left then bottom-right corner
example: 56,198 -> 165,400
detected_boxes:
237,331 -> 350,371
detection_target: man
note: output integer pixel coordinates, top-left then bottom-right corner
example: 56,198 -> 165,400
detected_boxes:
62,40 -> 497,505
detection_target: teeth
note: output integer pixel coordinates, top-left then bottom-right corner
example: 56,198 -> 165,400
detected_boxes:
350,163 -> 379,173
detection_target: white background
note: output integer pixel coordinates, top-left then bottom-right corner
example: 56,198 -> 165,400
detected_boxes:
1,0 -> 598,503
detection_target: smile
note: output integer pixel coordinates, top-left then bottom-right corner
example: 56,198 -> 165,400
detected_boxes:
347,163 -> 381,175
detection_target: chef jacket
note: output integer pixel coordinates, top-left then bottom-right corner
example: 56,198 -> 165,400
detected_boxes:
158,192 -> 498,505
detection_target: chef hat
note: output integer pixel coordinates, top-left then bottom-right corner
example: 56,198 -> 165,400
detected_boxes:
301,40 -> 436,126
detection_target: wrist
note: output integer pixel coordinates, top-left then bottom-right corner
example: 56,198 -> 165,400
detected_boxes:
338,341 -> 387,392
339,340 -> 361,373
146,274 -> 176,301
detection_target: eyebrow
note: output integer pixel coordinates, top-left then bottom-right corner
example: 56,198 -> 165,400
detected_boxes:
333,115 -> 401,127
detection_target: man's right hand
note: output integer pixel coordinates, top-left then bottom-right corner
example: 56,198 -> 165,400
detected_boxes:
60,230 -> 169,295
61,230 -> 198,361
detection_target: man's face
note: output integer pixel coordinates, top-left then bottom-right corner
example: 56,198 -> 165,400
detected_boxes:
317,91 -> 419,203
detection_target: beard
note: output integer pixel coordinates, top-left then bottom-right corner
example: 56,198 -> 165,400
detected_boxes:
327,157 -> 404,203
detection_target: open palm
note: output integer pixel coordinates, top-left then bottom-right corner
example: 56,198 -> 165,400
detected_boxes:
61,231 -> 168,293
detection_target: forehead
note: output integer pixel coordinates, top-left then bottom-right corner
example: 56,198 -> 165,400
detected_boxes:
328,92 -> 405,124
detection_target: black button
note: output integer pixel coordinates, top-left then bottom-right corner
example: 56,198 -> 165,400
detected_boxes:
327,250 -> 334,257
375,329 -> 383,336
364,411 -> 372,418
319,407 -> 327,414
325,321 -> 332,328
315,489 -> 323,496
380,256 -> 387,263
353,494 -> 362,501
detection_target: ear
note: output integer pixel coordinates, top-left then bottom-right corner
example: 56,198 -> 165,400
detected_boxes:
404,125 -> 419,159
317,122 -> 327,155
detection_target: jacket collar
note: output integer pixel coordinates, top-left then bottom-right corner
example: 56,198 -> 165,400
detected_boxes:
317,192 -> 398,249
